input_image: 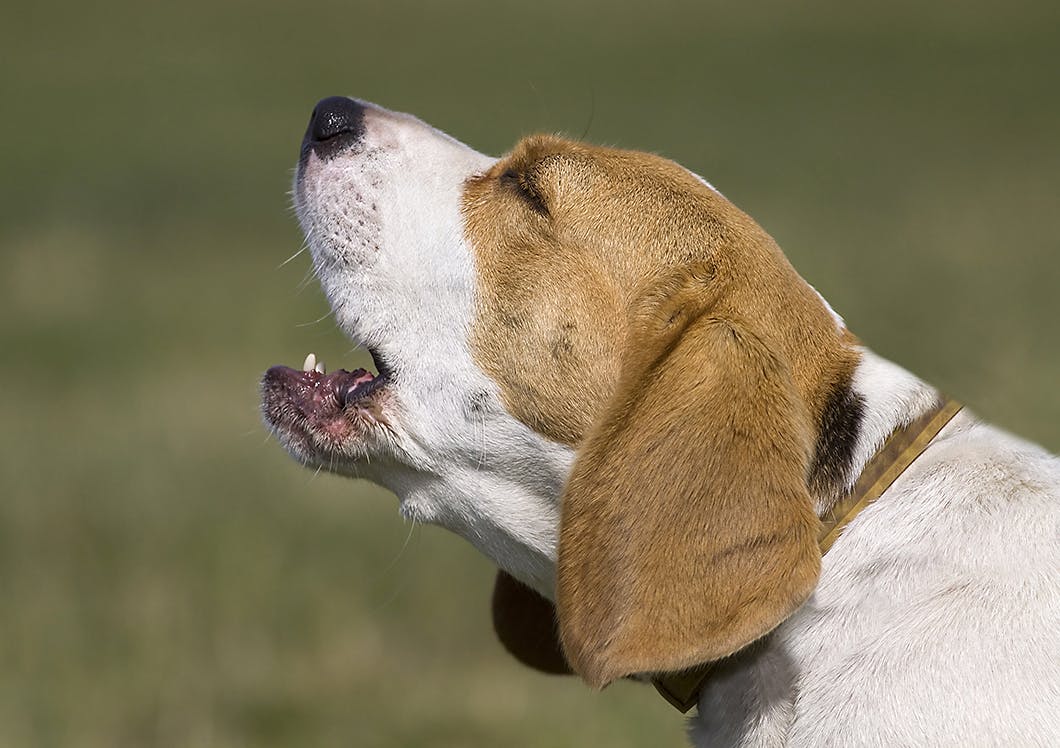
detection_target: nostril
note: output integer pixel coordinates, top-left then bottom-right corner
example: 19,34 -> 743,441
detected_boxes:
308,96 -> 365,143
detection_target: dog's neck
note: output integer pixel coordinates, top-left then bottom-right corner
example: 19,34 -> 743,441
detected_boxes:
389,347 -> 943,605
654,381 -> 963,712
813,347 -> 943,516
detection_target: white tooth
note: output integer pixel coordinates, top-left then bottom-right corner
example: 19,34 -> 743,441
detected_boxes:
315,361 -> 326,374
303,353 -> 317,372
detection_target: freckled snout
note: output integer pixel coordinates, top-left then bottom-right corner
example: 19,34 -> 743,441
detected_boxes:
300,96 -> 366,161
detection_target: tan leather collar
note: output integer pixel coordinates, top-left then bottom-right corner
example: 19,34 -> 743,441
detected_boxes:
651,396 -> 964,713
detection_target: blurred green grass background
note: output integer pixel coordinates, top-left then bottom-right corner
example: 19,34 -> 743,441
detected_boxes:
1,1 -> 1057,745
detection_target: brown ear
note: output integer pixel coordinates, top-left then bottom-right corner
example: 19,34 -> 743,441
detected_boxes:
556,285 -> 822,688
491,571 -> 572,675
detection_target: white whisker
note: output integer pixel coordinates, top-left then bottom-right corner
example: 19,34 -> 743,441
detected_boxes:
295,309 -> 336,328
374,518 -> 420,579
277,245 -> 307,269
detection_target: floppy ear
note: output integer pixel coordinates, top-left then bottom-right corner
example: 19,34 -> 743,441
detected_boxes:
556,283 -> 822,688
491,570 -> 572,675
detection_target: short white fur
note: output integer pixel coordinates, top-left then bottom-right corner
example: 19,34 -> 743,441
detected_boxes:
289,100 -> 1060,746
294,102 -> 573,596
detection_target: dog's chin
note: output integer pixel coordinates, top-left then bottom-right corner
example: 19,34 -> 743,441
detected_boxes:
260,351 -> 393,472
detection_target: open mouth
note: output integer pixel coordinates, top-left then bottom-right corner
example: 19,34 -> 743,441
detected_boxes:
260,348 -> 392,454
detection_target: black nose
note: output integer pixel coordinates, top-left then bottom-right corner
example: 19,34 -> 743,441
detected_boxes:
302,96 -> 365,160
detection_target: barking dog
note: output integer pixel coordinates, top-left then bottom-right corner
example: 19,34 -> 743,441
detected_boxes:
262,97 -> 1060,746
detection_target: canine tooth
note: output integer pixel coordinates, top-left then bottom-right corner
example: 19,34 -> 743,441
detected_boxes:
303,353 -> 317,372
315,361 -> 326,374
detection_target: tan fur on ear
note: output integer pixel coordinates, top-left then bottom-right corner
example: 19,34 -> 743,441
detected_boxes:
556,276 -> 822,688
491,571 -> 573,675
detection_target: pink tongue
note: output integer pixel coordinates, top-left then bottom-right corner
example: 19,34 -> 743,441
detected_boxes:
349,369 -> 375,387
335,367 -> 379,407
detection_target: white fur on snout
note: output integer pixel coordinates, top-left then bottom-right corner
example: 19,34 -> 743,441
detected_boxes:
293,103 -> 574,596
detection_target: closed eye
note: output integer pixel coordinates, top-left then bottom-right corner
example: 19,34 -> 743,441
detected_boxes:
500,168 -> 549,216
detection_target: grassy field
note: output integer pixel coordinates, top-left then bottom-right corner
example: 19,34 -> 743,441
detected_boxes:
2,1 -> 1058,746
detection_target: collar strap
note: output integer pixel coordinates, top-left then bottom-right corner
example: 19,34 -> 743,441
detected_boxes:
651,396 -> 963,713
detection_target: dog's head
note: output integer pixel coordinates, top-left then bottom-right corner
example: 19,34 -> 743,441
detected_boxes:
262,97 -> 860,687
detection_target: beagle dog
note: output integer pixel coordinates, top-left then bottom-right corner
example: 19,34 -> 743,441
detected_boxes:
261,97 -> 1060,746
